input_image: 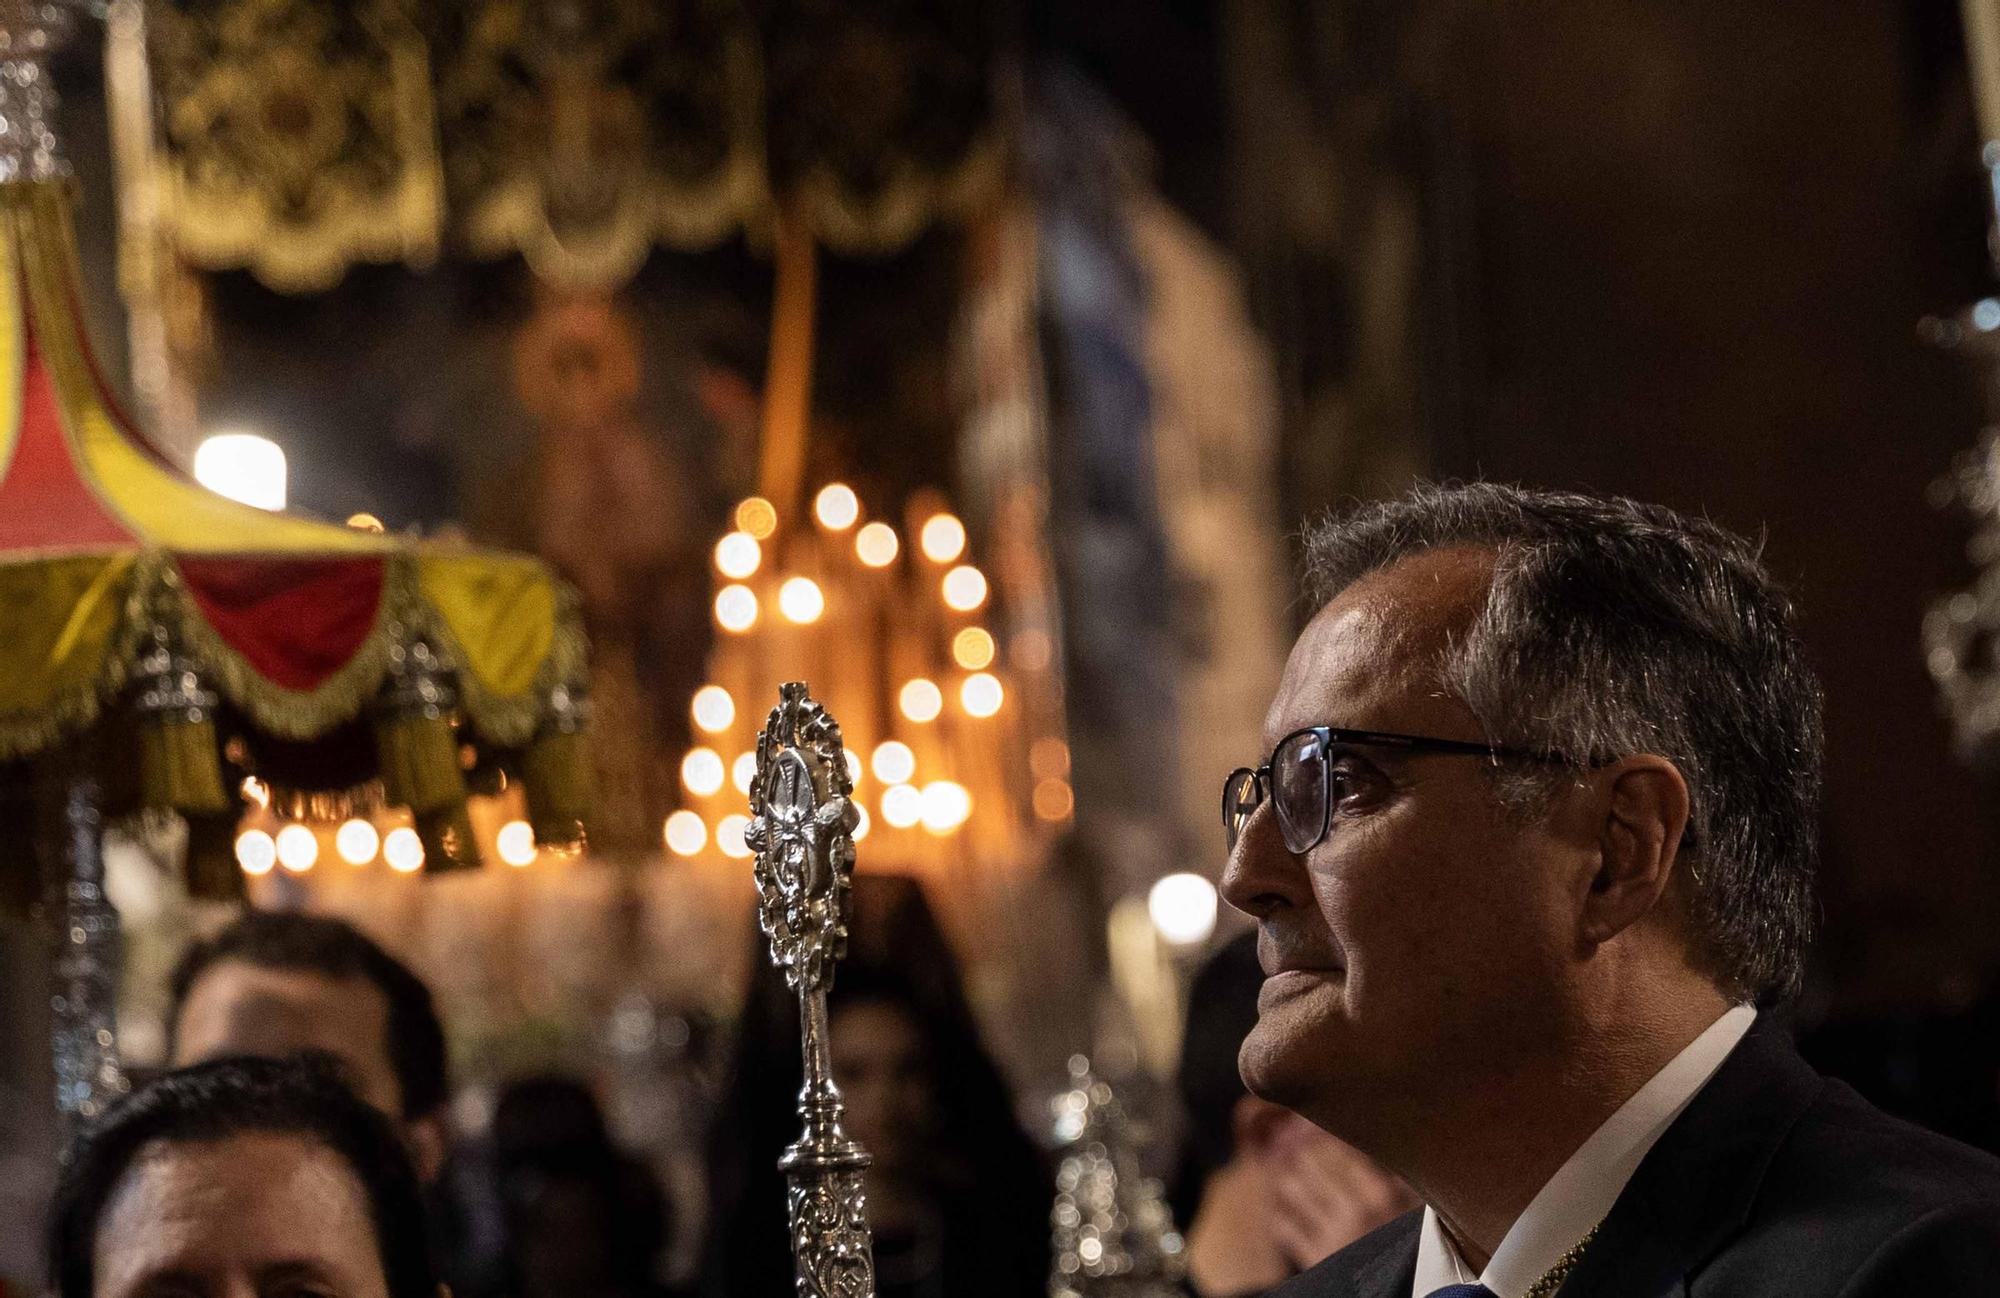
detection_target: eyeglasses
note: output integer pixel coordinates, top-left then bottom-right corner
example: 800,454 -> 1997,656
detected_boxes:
1222,726 -> 1572,855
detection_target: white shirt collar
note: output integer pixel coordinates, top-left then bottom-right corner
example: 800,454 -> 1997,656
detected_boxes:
1410,1004 -> 1756,1298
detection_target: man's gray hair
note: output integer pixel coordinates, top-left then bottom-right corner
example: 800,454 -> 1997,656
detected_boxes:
1303,482 -> 1823,1002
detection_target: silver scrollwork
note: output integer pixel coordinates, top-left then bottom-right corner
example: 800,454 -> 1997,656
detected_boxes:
747,683 -> 859,997
746,682 -> 875,1298
785,1167 -> 874,1298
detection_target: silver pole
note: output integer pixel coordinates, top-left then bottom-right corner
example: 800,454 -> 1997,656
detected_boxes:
745,682 -> 875,1298
39,753 -> 127,1130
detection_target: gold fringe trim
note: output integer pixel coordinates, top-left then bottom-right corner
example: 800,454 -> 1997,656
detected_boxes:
162,550 -> 402,742
3,551 -> 581,773
0,673 -> 111,760
0,552 -> 148,761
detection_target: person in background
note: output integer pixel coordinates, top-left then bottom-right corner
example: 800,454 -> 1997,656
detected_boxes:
477,1075 -> 673,1298
702,874 -> 1050,1298
165,909 -> 450,1183
46,1053 -> 440,1298
1173,932 -> 1417,1296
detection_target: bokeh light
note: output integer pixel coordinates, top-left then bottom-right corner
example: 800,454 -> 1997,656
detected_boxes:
919,781 -> 973,833
235,829 -> 276,876
855,523 -> 900,567
716,585 -> 759,633
871,740 -> 916,784
335,819 -> 379,865
1013,628 -> 1053,671
733,751 -> 757,795
717,814 -> 753,859
779,577 -> 825,624
681,747 -> 726,796
735,497 -> 778,539
1148,872 -> 1219,946
691,685 -> 735,733
664,811 -> 707,856
384,828 -> 424,873
715,531 -> 761,579
960,672 -> 1004,718
941,565 -> 988,612
1034,778 -> 1075,821
845,750 -> 863,785
880,784 -> 923,828
815,483 -> 860,530
194,432 -> 286,511
920,514 -> 966,563
899,679 -> 943,723
497,821 -> 538,867
275,824 -> 318,873
852,804 -> 872,841
952,627 -> 996,669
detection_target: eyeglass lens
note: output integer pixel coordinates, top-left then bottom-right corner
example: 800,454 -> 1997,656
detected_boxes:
1223,732 -> 1332,854
1223,768 -> 1261,848
1272,730 -> 1327,854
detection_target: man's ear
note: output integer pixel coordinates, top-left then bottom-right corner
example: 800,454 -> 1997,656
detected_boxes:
405,1111 -> 448,1186
1580,754 -> 1691,948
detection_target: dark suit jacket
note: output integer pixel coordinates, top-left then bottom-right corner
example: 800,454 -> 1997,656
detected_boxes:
1270,1018 -> 2000,1297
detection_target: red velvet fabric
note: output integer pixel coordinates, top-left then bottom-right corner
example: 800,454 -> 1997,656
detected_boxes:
0,337 -> 137,550
177,555 -> 387,691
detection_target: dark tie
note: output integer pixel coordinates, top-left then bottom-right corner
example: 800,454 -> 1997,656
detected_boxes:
1425,1287 -> 1498,1298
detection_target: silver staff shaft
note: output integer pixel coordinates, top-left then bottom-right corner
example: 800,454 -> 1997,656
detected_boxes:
779,983 -> 873,1298
746,682 -> 875,1298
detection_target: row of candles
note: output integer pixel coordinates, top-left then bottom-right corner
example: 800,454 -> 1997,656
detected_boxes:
664,483 -> 1070,872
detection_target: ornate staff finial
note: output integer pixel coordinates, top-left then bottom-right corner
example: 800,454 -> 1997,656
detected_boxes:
746,681 -> 874,1298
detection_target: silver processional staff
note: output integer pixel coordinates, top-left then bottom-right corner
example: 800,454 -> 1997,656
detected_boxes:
745,682 -> 876,1298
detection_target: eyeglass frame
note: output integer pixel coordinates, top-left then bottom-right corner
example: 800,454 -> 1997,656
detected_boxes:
1222,725 -> 1578,854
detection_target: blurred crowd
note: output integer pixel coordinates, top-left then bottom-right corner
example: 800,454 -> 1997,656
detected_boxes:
37,876 -> 2000,1298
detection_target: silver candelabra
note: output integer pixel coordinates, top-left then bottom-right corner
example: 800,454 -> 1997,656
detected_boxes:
745,682 -> 875,1298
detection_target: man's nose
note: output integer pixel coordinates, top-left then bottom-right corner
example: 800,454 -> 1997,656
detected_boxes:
1220,800 -> 1311,919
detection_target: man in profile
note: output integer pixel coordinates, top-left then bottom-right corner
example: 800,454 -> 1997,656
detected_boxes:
1221,483 -> 2000,1296
167,909 -> 450,1183
1174,932 -> 1416,1297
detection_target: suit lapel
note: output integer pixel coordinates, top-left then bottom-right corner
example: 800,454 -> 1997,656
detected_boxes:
1350,1217 -> 1420,1298
1554,1018 -> 1823,1298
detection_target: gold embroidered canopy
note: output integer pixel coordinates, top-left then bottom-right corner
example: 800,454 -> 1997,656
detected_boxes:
126,0 -> 1003,291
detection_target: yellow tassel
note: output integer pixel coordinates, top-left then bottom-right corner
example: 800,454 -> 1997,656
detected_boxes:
374,714 -> 467,815
139,714 -> 229,815
523,727 -> 592,848
183,813 -> 245,902
417,803 -> 481,872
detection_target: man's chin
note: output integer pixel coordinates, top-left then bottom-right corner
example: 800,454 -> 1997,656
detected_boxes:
1237,1014 -> 1324,1109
